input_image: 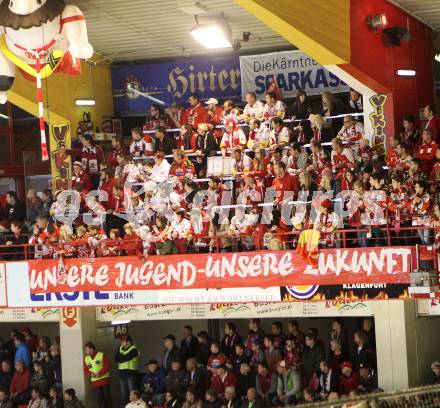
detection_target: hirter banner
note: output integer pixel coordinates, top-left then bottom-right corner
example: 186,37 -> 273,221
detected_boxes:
25,247 -> 412,295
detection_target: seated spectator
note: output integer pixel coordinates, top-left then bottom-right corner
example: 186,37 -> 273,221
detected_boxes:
337,115 -> 364,150
220,119 -> 246,153
231,345 -> 250,375
183,358 -> 206,395
236,363 -> 255,401
164,388 -> 182,408
63,388 -> 84,408
30,362 -> 50,397
240,388 -> 263,408
339,361 -> 359,397
0,388 -> 14,408
222,386 -> 240,408
400,114 -> 420,151
141,359 -> 166,406
165,360 -> 186,400
126,390 -> 147,408
249,341 -> 265,372
430,361 -> 440,385
162,335 -> 181,374
155,126 -> 176,156
0,361 -> 13,392
357,364 -> 378,394
4,191 -> 26,224
26,188 -> 43,227
150,151 -> 171,183
211,365 -> 236,400
283,339 -> 300,370
14,334 -> 31,368
255,362 -> 277,406
262,336 -> 282,372
10,360 -> 31,405
48,386 -> 63,408
301,334 -> 325,384
3,221 -> 27,261
203,388 -> 221,408
28,387 -> 48,408
182,387 -> 202,408
221,324 -> 242,359
316,360 -> 339,400
423,104 -> 439,142
273,360 -> 301,406
180,326 -> 199,364
263,91 -> 286,120
353,331 -> 375,370
302,387 -> 316,404
207,343 -> 228,375
243,93 -> 264,123
328,339 -> 348,372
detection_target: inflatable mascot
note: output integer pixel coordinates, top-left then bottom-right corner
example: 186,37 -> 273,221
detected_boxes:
0,0 -> 93,159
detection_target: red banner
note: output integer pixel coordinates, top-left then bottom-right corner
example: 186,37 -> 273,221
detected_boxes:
27,247 -> 413,294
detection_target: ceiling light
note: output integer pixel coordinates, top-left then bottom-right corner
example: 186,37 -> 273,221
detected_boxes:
111,320 -> 131,325
366,13 -> 387,31
435,54 -> 440,63
0,113 -> 8,120
191,21 -> 232,49
396,69 -> 416,77
75,99 -> 96,106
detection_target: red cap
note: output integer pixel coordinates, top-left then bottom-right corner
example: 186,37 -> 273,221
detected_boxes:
321,199 -> 332,209
340,361 -> 352,369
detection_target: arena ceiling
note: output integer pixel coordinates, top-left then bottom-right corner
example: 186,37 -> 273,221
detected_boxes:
390,0 -> 440,31
69,0 -> 292,63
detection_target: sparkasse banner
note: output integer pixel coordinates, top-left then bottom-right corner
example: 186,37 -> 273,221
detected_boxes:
239,50 -> 349,99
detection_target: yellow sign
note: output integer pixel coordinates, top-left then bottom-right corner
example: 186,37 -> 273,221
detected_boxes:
50,123 -> 71,192
369,94 -> 388,159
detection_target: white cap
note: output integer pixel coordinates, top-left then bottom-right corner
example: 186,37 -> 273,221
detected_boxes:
205,98 -> 219,105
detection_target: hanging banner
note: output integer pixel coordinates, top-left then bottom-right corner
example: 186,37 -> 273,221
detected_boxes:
418,298 -> 440,316
112,56 -> 241,114
23,247 -> 413,294
50,123 -> 71,191
239,50 -> 349,100
97,300 -> 374,321
6,262 -> 281,307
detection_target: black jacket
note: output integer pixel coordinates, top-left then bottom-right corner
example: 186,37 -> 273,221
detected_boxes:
196,132 -> 218,157
163,346 -> 182,373
0,370 -> 14,392
1,231 -> 28,261
353,346 -> 376,370
316,369 -> 339,394
155,134 -> 176,156
183,367 -> 206,392
236,372 -> 256,399
3,200 -> 26,222
180,336 -> 199,361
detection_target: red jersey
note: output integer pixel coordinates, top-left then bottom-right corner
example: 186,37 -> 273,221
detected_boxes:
169,159 -> 196,179
417,141 -> 438,173
182,103 -> 209,130
331,148 -> 355,172
425,117 -> 440,143
71,170 -> 93,192
67,146 -> 105,175
339,372 -> 359,396
272,172 -> 299,202
107,146 -> 126,169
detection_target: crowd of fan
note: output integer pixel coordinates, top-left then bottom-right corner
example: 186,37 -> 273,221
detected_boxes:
0,329 -> 75,408
83,318 -> 378,408
0,89 -> 439,259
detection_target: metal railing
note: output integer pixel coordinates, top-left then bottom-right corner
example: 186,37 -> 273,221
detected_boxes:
294,384 -> 440,408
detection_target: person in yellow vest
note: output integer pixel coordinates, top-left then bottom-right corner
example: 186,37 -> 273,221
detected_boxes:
115,335 -> 139,404
83,342 -> 112,408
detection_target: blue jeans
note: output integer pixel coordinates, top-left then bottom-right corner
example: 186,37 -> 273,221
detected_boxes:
119,375 -> 137,403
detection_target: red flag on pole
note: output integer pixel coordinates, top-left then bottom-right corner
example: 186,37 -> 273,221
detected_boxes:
266,75 -> 281,100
